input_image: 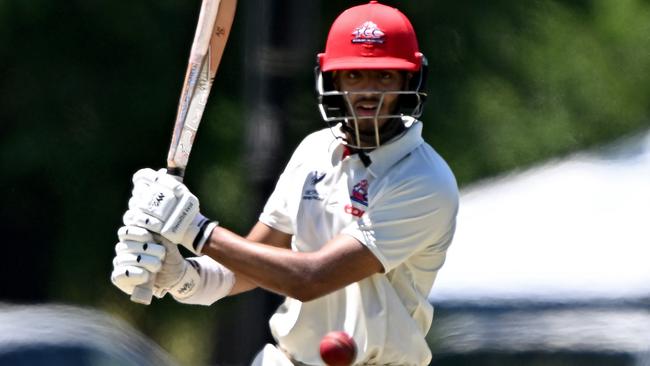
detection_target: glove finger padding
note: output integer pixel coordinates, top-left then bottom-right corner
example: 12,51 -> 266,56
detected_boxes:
132,168 -> 158,184
113,251 -> 163,273
114,240 -> 166,259
111,265 -> 152,295
117,225 -> 153,242
111,238 -> 165,297
112,225 -> 167,297
123,209 -> 164,233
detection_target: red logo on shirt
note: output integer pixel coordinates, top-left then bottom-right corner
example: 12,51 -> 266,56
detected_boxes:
350,179 -> 369,206
345,204 -> 365,218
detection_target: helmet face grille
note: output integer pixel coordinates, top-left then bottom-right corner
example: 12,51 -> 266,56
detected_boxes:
315,2 -> 427,149
315,64 -> 428,149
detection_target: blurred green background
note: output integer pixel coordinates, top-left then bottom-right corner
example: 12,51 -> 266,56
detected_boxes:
1,0 -> 649,365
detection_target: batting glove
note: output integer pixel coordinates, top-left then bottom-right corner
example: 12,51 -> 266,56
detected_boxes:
111,226 -> 201,300
122,168 -> 218,255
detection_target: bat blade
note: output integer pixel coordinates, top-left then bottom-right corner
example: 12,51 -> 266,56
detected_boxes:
129,0 -> 237,305
166,0 -> 237,178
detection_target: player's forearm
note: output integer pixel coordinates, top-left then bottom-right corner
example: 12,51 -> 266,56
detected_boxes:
202,226 -> 325,301
227,271 -> 258,295
226,221 -> 295,295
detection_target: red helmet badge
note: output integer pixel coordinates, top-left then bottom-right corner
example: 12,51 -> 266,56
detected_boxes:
351,21 -> 385,44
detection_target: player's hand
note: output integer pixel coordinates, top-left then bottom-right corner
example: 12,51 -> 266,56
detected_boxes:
111,225 -> 201,300
122,168 -> 218,255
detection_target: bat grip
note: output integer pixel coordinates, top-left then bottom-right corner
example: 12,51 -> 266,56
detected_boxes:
129,167 -> 185,305
130,278 -> 155,305
166,166 -> 185,179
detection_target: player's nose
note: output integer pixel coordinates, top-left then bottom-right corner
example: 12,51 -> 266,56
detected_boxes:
360,75 -> 384,91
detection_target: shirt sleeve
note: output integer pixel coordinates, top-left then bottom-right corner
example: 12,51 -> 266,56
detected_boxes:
341,175 -> 459,273
258,167 -> 296,235
258,135 -> 314,235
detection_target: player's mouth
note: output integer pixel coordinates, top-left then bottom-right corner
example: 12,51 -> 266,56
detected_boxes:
354,101 -> 380,117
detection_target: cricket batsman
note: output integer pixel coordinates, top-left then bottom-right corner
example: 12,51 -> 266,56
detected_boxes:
111,1 -> 459,364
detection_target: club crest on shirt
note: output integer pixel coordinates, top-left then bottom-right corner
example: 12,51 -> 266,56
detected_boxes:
350,179 -> 369,206
351,21 -> 385,44
345,179 -> 368,218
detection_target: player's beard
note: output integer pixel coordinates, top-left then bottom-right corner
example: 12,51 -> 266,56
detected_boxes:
338,93 -> 404,148
340,116 -> 405,149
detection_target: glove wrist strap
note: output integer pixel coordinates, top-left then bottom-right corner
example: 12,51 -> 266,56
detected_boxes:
193,221 -> 218,254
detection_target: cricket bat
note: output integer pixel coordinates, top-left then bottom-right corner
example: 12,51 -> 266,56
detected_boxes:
130,0 -> 237,305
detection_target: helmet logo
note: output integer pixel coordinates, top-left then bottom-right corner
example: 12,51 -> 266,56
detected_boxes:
351,21 -> 385,44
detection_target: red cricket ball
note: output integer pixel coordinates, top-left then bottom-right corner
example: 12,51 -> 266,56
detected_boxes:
319,331 -> 357,366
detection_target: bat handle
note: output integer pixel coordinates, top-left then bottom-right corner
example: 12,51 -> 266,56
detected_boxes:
129,166 -> 185,305
130,279 -> 155,305
166,166 -> 185,179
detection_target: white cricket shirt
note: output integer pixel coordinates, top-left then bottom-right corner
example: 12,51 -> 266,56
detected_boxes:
259,120 -> 459,365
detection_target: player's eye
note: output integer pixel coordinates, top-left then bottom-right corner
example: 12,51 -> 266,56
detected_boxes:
346,71 -> 361,79
379,71 -> 401,84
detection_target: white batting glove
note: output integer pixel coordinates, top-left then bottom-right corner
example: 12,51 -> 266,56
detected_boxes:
111,226 -> 201,300
122,168 -> 218,255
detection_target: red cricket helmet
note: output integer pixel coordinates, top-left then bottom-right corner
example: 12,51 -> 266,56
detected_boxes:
318,1 -> 424,72
315,1 -> 428,149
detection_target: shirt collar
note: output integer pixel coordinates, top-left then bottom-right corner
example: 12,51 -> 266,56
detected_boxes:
328,118 -> 425,175
365,120 -> 424,177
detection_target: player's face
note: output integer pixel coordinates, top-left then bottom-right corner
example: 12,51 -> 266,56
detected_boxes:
334,69 -> 406,135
